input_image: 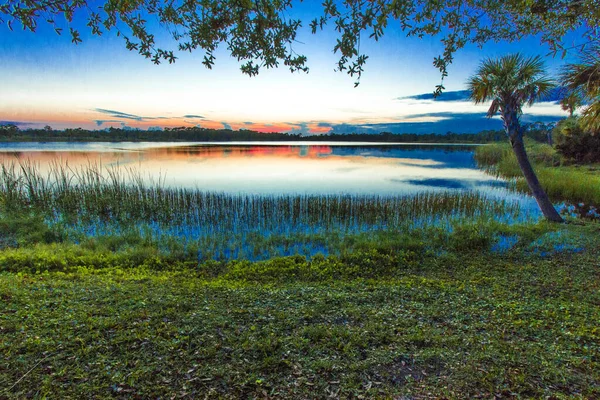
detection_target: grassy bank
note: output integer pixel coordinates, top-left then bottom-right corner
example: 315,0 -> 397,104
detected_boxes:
1,228 -> 599,398
2,158 -> 599,398
475,141 -> 600,207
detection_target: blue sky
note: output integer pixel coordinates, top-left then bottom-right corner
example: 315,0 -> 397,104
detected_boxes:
0,3 -> 584,134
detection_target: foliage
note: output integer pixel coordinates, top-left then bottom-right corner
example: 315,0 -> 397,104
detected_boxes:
0,0 -> 597,90
0,212 -> 62,249
0,124 -> 511,142
554,117 -> 600,163
1,223 -> 599,398
467,54 -> 555,141
559,90 -> 584,117
524,121 -> 556,144
561,44 -> 600,133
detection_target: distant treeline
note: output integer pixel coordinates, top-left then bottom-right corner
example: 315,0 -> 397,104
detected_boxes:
0,125 -> 552,143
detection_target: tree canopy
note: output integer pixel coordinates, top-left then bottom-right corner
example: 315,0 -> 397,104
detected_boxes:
1,0 -> 598,93
561,44 -> 600,133
467,54 -> 555,131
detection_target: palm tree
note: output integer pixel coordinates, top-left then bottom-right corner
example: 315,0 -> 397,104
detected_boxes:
468,54 -> 563,222
561,45 -> 600,133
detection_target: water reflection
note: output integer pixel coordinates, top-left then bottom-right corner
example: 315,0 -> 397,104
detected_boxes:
0,141 -> 529,202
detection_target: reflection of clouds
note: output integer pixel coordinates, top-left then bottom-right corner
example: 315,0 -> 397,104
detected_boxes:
186,158 -> 209,164
104,160 -> 139,167
396,160 -> 444,168
389,177 -> 509,191
392,158 -> 442,166
333,167 -> 360,173
402,178 -> 468,189
0,143 -> 525,199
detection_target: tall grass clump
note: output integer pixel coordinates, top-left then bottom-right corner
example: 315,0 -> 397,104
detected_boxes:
475,141 -> 600,207
0,161 -> 530,260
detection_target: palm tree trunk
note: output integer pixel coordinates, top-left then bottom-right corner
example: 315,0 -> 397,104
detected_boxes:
510,137 -> 564,222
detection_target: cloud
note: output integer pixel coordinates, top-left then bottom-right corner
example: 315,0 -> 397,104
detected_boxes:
398,90 -> 471,102
94,119 -> 123,126
183,115 -> 204,119
94,108 -> 170,122
317,122 -> 333,128
95,108 -> 144,121
399,88 -> 565,103
329,111 -> 563,134
287,122 -> 311,135
402,111 -> 488,120
244,121 -> 254,125
0,120 -> 36,127
221,122 -> 233,130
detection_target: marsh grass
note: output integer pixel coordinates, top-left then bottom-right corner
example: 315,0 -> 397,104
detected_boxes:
475,142 -> 600,207
0,161 -> 529,260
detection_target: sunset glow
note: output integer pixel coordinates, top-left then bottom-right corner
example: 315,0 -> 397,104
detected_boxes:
0,3 -> 581,134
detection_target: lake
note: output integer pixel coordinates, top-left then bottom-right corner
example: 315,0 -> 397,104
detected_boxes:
1,141 -> 548,259
0,141 -> 534,205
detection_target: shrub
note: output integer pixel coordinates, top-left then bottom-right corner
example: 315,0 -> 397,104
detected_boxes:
554,117 -> 600,163
0,212 -> 62,248
449,224 -> 492,252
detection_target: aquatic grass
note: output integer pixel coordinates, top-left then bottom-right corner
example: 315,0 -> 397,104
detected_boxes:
0,161 -> 526,230
0,161 -> 533,260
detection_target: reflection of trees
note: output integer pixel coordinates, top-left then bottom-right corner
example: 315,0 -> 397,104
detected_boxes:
147,145 -> 334,159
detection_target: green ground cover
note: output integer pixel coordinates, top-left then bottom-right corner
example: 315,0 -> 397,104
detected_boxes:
1,224 -> 599,398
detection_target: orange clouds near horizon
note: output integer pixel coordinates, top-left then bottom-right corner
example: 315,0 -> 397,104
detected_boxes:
0,111 -> 335,135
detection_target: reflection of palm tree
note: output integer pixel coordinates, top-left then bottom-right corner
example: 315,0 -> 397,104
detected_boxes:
468,54 -> 563,222
561,45 -> 600,133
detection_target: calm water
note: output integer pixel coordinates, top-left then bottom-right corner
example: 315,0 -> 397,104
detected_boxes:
0,141 -> 537,208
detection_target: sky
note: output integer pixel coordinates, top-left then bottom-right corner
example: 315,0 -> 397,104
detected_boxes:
0,2 -> 586,135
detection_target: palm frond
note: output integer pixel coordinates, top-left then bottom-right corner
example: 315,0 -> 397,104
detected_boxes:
561,44 -> 600,99
562,45 -> 600,133
466,53 -> 554,118
487,99 -> 500,117
581,102 -> 600,134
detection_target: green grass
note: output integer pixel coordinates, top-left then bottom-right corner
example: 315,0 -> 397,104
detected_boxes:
1,225 -> 599,398
475,141 -> 600,206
